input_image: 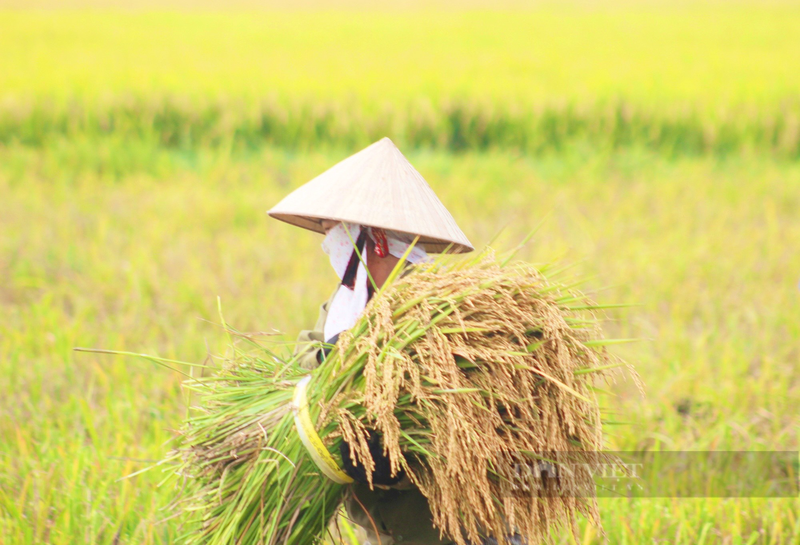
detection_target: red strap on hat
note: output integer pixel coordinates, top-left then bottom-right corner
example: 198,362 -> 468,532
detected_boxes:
372,228 -> 389,258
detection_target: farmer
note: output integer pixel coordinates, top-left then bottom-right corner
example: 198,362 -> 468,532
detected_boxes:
268,137 -> 473,545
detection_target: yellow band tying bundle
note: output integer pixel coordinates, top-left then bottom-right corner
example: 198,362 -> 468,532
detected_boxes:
292,375 -> 354,485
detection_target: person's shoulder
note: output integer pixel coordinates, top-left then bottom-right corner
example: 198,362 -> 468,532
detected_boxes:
321,286 -> 339,312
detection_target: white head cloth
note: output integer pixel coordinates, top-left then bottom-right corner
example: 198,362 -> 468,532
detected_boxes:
322,223 -> 428,342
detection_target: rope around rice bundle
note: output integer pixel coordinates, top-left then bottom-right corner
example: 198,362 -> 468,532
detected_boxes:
171,251 -> 635,545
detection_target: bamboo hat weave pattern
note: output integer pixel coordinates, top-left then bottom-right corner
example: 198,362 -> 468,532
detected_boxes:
268,137 -> 473,253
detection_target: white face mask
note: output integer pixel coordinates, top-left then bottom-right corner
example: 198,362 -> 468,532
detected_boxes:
321,223 -> 363,282
321,222 -> 429,342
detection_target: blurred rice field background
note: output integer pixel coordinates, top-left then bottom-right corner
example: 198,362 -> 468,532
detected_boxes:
1,1 -> 799,544
2,4 -> 800,156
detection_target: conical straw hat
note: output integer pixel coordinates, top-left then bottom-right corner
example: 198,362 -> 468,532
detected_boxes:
268,137 -> 474,253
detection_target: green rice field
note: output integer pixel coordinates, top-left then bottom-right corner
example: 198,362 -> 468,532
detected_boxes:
1,2 -> 799,544
2,5 -> 800,155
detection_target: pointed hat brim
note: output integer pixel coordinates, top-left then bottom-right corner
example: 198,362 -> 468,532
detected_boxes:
267,137 -> 474,253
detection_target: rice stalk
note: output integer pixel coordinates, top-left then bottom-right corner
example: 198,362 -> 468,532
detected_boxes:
168,250 -> 640,545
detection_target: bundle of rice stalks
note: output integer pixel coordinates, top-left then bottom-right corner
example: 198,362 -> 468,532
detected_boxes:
170,250 -> 637,545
